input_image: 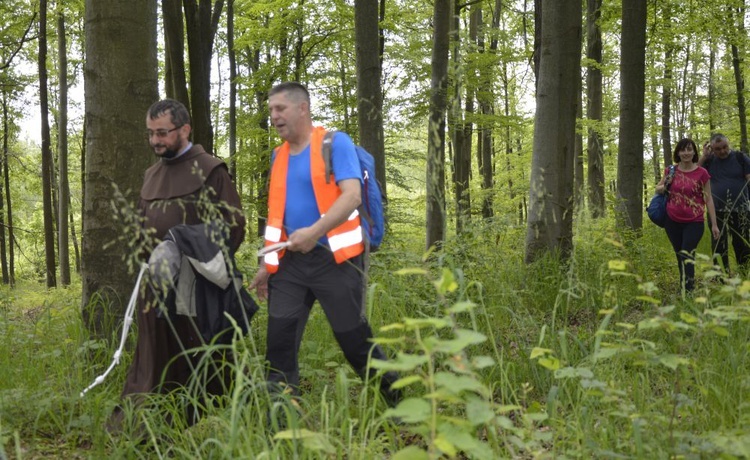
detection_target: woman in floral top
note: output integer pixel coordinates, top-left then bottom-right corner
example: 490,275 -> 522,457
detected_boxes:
656,138 -> 720,292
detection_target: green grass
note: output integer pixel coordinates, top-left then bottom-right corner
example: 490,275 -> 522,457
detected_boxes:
1,215 -> 749,458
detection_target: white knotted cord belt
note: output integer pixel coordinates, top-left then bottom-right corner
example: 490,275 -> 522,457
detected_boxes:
80,263 -> 148,397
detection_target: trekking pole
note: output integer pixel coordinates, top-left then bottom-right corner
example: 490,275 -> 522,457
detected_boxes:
80,263 -> 148,397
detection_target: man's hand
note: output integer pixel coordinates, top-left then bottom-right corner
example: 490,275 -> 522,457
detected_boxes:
288,227 -> 319,253
249,265 -> 270,301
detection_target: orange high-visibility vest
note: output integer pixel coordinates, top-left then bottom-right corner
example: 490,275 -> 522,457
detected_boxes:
263,126 -> 364,273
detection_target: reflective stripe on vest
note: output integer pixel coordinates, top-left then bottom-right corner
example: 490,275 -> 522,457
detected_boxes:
263,126 -> 364,272
263,224 -> 283,269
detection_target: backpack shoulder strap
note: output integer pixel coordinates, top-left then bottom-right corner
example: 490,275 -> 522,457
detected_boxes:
665,165 -> 676,191
322,131 -> 335,184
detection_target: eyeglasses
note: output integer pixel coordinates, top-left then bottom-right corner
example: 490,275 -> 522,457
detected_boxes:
145,126 -> 182,139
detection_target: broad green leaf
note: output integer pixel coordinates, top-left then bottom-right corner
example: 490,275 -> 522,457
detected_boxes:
471,355 -> 496,369
658,305 -> 676,314
446,353 -> 471,373
679,312 -> 700,324
403,317 -> 451,329
605,238 -> 624,248
495,415 -> 515,430
446,300 -> 476,314
379,323 -> 405,332
592,347 -> 621,360
703,269 -> 724,279
659,354 -> 690,370
370,337 -> 405,345
391,446 -> 429,460
709,325 -> 730,337
497,404 -> 523,414
434,329 -> 487,353
538,356 -> 560,370
369,353 -> 429,372
274,429 -> 334,452
395,268 -> 428,276
638,317 -> 663,330
391,375 -> 423,389
635,295 -> 660,305
608,260 -> 628,271
274,428 -> 321,440
433,434 -> 457,457
465,396 -> 495,425
434,268 -> 459,294
442,428 -> 494,459
529,347 -> 553,359
580,379 -> 607,390
383,398 -> 431,423
554,366 -> 594,379
434,372 -> 488,395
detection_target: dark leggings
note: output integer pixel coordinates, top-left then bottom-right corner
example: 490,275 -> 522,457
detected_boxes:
712,210 -> 750,271
664,217 -> 705,292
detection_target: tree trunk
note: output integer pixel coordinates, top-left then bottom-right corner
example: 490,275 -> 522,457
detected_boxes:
449,2 -> 469,233
616,0 -> 647,230
355,0 -> 387,201
337,42 -> 352,133
731,4 -> 748,152
184,0 -> 225,155
3,92 -> 13,286
425,0 -> 450,251
0,91 -> 8,284
586,0 -> 604,218
162,0 -> 190,109
477,1 -> 501,220
662,46 -> 673,167
502,60 -> 515,212
709,42 -> 716,132
532,0 -> 541,91
250,47 -> 269,239
39,0 -> 57,288
650,99 -> 661,182
459,5 -> 478,226
82,0 -> 158,334
524,0 -> 581,263
574,90 -> 584,208
57,8 -> 71,286
228,0 -> 237,179
70,196 -> 80,274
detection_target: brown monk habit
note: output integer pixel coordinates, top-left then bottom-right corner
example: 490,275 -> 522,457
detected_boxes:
140,144 -> 245,250
117,144 -> 246,406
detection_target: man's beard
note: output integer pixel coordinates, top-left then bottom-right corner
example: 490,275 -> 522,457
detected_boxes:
152,141 -> 180,159
159,148 -> 180,159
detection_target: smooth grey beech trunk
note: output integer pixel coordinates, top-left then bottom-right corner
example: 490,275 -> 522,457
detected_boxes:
524,0 -> 581,263
82,0 -> 158,335
616,0 -> 647,230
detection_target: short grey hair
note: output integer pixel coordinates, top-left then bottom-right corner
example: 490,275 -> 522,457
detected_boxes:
710,133 -> 730,146
269,82 -> 311,109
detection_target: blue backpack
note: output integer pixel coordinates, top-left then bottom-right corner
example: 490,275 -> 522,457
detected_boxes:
322,131 -> 385,251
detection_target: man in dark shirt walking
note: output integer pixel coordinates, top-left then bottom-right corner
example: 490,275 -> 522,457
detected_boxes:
700,133 -> 750,273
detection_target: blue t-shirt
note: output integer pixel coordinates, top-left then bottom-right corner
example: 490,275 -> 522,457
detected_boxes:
271,131 -> 362,242
706,151 -> 750,211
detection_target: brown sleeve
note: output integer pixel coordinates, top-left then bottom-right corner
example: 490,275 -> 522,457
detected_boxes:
205,164 -> 246,252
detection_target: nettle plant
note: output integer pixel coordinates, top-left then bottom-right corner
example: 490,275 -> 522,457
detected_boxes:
530,257 -> 750,457
371,267 -> 547,459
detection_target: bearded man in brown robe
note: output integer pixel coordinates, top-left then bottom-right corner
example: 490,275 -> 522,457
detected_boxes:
108,99 -> 246,432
